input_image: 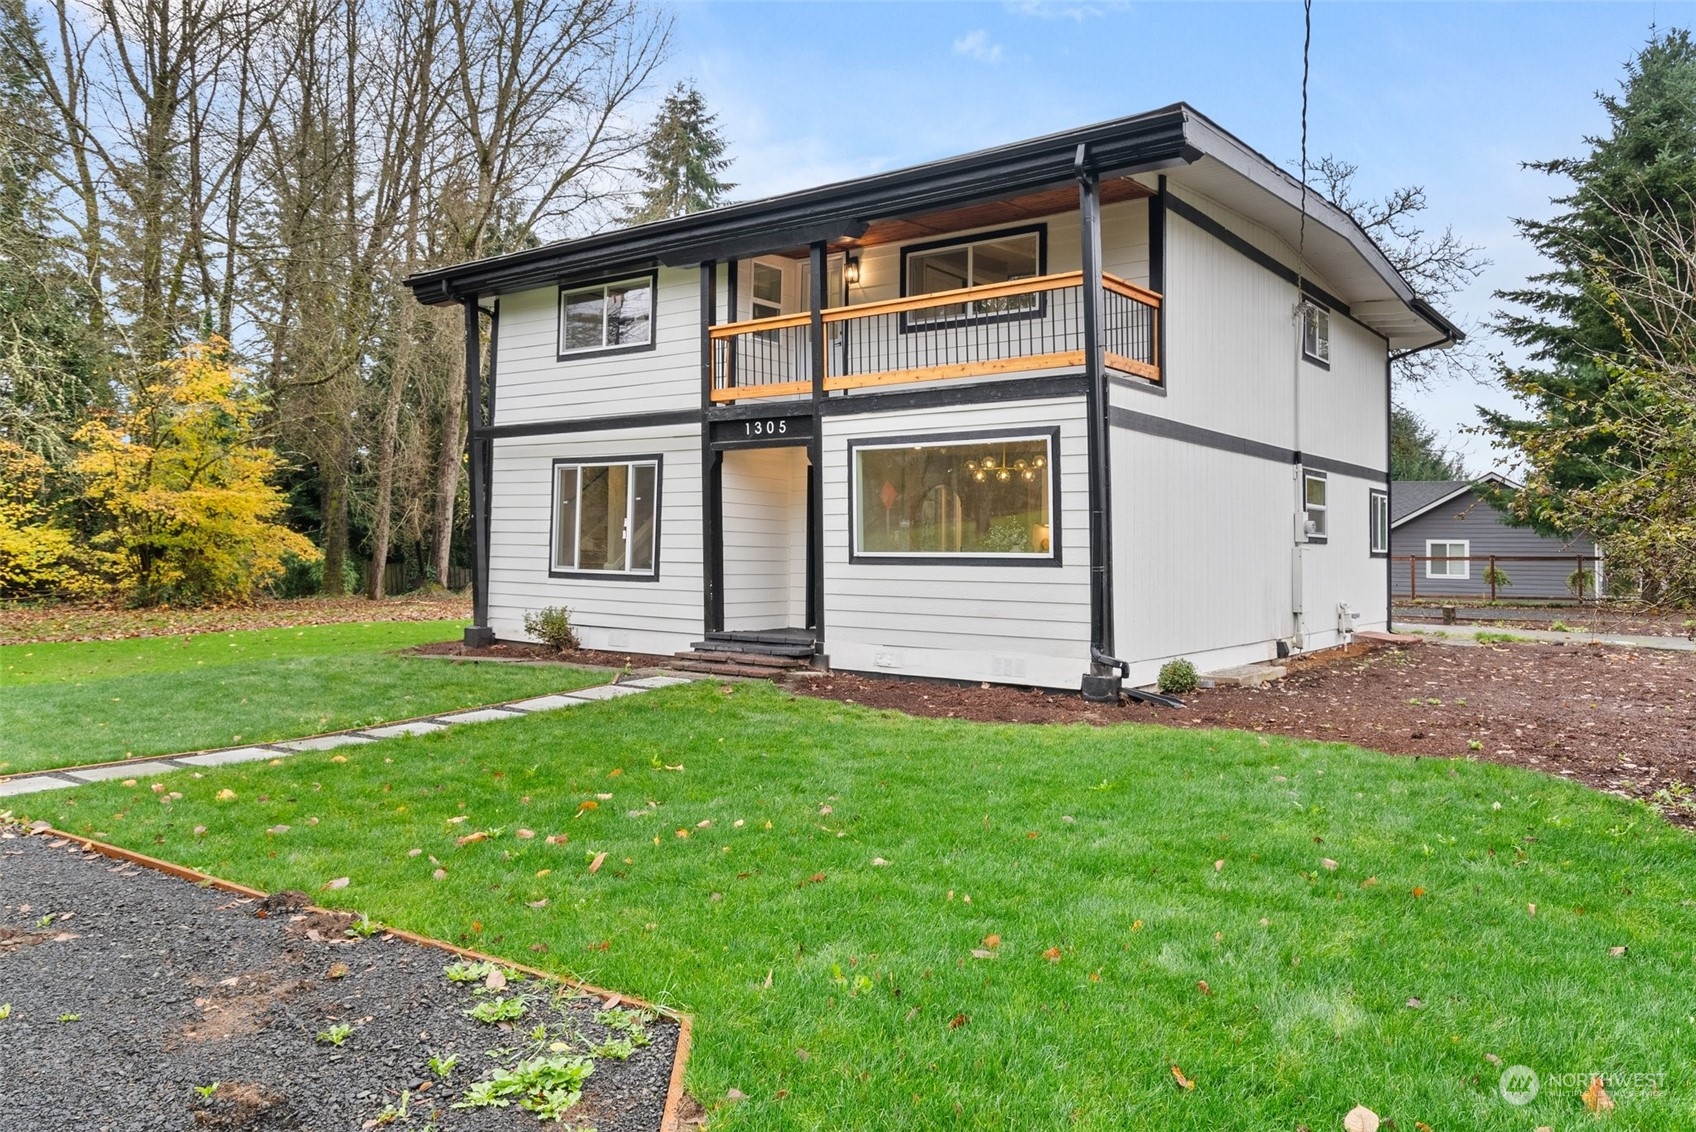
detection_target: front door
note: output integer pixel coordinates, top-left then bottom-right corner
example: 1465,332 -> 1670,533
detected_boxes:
718,444 -> 813,633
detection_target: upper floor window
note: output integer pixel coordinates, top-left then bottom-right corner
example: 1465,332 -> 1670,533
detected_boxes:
1302,469 -> 1328,542
901,227 -> 1044,326
1301,302 -> 1330,367
1369,488 -> 1390,555
558,274 -> 655,358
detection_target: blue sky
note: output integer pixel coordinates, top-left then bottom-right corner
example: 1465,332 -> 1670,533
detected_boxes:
651,1 -> 1688,472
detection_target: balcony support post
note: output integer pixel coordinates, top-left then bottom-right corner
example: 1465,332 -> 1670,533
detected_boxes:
1076,146 -> 1122,699
700,260 -> 723,633
808,241 -> 828,645
462,297 -> 494,648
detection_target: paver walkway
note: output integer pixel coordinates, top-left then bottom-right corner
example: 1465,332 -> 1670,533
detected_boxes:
0,673 -> 696,799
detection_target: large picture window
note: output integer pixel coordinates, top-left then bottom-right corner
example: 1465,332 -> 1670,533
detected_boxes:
852,433 -> 1056,562
558,275 -> 654,357
550,459 -> 659,577
901,227 -> 1044,326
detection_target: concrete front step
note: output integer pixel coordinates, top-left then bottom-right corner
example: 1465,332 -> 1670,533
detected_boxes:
1199,663 -> 1287,689
668,659 -> 796,679
689,640 -> 815,659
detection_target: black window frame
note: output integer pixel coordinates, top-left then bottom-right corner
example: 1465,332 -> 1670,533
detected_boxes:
897,224 -> 1048,333
556,271 -> 659,361
1368,488 -> 1389,557
1300,301 -> 1331,370
1301,468 -> 1329,544
846,426 -> 1063,568
546,454 -> 664,582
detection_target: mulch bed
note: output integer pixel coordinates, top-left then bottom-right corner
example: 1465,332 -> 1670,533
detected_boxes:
0,826 -> 679,1131
411,640 -> 678,671
794,640 -> 1696,827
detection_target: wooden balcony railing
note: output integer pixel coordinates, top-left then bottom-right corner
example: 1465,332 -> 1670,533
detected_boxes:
708,271 -> 1160,402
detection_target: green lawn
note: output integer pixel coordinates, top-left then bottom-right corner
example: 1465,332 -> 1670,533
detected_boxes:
0,621 -> 605,773
14,681 -> 1695,1129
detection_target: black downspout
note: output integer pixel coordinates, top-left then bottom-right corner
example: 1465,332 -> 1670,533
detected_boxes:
807,241 -> 827,654
1077,145 -> 1124,700
700,261 -> 721,634
463,297 -> 494,648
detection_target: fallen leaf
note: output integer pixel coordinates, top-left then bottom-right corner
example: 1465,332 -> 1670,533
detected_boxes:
588,851 -> 607,874
192,826 -> 207,837
326,962 -> 351,979
321,876 -> 350,891
871,857 -> 891,867
215,789 -> 236,802
447,815 -> 468,824
1416,1123 -> 1434,1132
1342,1105 -> 1380,1132
1321,858 -> 1339,871
1171,1065 -> 1195,1090
455,831 -> 487,847
948,1012 -> 968,1029
982,934 -> 1001,949
407,848 -> 422,857
432,868 -> 447,881
1361,876 -> 1379,888
514,829 -> 535,839
596,792 -> 613,801
675,828 -> 689,839
805,872 -> 826,885
819,805 -> 832,815
1609,945 -> 1628,957
1582,1076 -> 1615,1114
1406,997 -> 1425,1009
1484,1053 -> 1502,1066
1131,919 -> 1143,931
1214,859 -> 1225,872
969,949 -> 997,960
1411,886 -> 1426,898
576,800 -> 599,816
266,825 -> 290,835
485,968 -> 507,991
121,779 -> 137,788
527,899 -> 548,909
1042,946 -> 1062,962
1528,903 -> 1536,917
697,819 -> 712,828
545,834 -> 569,845
1197,979 -> 1211,995
331,754 -> 347,763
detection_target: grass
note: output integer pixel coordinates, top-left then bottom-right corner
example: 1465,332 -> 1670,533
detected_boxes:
14,681 -> 1696,1130
0,621 -> 605,774
1474,631 -> 1533,645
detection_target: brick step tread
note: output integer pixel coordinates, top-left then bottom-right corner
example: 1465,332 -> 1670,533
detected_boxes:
704,631 -> 817,646
686,641 -> 815,659
678,649 -> 810,669
668,660 -> 791,679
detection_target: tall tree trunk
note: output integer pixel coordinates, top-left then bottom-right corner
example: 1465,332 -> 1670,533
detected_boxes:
321,466 -> 349,596
430,358 -> 465,585
367,301 -> 417,599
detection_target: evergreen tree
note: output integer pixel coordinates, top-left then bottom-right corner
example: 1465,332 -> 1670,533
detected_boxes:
627,83 -> 734,223
1484,28 -> 1696,522
1390,406 -> 1465,481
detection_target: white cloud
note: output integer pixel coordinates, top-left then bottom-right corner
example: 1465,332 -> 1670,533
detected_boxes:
1004,1 -> 1127,21
952,30 -> 1003,64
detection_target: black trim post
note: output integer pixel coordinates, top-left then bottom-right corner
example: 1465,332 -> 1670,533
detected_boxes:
700,261 -> 721,632
1150,177 -> 1168,381
725,259 -> 739,389
808,241 -> 827,650
1077,145 -> 1119,700
463,297 -> 494,648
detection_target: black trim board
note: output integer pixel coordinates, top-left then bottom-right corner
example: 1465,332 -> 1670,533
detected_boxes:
476,409 -> 699,441
1108,406 -> 1385,481
845,426 -> 1064,568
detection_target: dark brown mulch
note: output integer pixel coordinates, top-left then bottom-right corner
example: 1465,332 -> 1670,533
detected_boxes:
794,640 -> 1696,826
411,639 -> 678,671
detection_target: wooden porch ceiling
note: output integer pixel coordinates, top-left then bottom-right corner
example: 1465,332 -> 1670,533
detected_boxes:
773,178 -> 1152,258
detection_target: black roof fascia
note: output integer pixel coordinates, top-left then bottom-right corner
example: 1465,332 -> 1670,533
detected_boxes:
405,106 -> 1192,305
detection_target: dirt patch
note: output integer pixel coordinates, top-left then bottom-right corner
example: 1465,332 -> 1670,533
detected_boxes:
411,638 -> 676,670
0,593 -> 470,646
795,639 -> 1696,826
1396,603 -> 1696,638
0,924 -> 77,951
189,1080 -> 295,1130
182,972 -> 309,1042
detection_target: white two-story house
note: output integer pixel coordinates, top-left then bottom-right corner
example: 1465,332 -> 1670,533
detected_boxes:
405,103 -> 1458,699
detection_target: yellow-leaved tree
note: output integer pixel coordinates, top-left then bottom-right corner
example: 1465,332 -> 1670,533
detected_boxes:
0,440 -> 107,598
74,339 -> 318,604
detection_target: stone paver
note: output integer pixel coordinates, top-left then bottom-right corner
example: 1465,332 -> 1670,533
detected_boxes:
176,746 -> 283,767
363,720 -> 448,739
505,695 -> 590,713
565,683 -> 647,702
0,775 -> 78,797
1,673 -> 702,798
433,707 -> 526,725
64,761 -> 180,783
277,733 -> 376,752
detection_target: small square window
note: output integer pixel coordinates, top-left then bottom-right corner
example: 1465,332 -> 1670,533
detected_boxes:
1426,540 -> 1470,579
1302,304 -> 1330,367
1302,470 -> 1327,542
1369,489 -> 1389,555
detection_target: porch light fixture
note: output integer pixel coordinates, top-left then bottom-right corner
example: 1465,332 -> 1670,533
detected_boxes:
843,253 -> 862,286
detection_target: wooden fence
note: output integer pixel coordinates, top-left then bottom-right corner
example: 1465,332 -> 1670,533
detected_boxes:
1392,554 -> 1605,603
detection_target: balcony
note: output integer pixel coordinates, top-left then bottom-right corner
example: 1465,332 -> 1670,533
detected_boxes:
708,271 -> 1160,403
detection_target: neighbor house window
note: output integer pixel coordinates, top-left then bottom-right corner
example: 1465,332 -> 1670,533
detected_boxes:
1369,489 -> 1390,555
853,433 -> 1055,561
558,275 -> 654,356
902,227 -> 1043,326
1302,470 -> 1328,542
551,459 -> 659,576
1301,303 -> 1330,367
1426,540 -> 1469,579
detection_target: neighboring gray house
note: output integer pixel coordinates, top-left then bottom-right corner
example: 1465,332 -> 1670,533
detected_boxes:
1390,475 -> 1603,600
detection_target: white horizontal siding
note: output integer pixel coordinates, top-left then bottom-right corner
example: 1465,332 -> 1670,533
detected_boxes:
492,267 -> 700,426
822,397 -> 1091,687
487,424 -> 702,654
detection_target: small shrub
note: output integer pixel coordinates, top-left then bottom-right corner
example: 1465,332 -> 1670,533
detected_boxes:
1481,565 -> 1512,593
522,606 -> 580,651
271,552 -> 360,599
1567,568 -> 1595,598
1157,658 -> 1199,695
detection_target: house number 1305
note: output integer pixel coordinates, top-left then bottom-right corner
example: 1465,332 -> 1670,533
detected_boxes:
744,419 -> 788,436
